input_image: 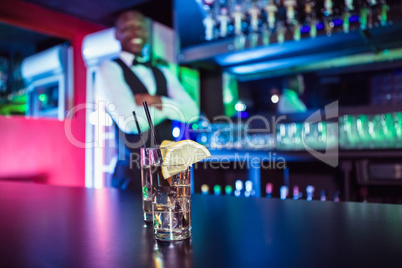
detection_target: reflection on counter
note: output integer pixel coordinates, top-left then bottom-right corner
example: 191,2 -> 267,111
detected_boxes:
153,239 -> 192,268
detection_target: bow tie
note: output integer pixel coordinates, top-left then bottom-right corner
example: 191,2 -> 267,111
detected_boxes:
132,58 -> 151,67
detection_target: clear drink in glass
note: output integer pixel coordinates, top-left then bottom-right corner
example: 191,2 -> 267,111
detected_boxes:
150,161 -> 191,241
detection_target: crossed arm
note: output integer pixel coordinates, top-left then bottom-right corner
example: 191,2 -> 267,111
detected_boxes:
96,61 -> 199,134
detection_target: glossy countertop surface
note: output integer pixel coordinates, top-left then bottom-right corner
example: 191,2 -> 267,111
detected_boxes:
0,181 -> 401,268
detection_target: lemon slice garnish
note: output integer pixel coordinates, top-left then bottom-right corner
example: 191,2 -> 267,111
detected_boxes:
161,140 -> 211,179
160,140 -> 176,158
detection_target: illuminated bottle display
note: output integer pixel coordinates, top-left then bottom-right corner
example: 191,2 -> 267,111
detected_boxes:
203,10 -> 216,41
248,2 -> 260,48
196,0 -> 398,50
334,191 -> 340,202
235,180 -> 244,197
293,185 -> 300,200
280,186 -> 289,200
201,184 -> 209,195
214,185 -> 222,195
320,189 -> 327,201
225,185 -> 233,196
245,180 -> 255,197
380,1 -> 390,26
306,185 -> 315,201
218,7 -> 230,38
266,182 -> 273,198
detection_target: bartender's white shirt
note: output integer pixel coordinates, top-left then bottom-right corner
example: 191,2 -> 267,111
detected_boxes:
277,89 -> 307,114
96,51 -> 199,134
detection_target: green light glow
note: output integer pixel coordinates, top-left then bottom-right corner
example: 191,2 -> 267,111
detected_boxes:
214,185 -> 221,195
225,185 -> 233,195
192,123 -> 199,130
223,72 -> 239,118
142,186 -> 149,199
38,94 -> 47,103
179,67 -> 200,108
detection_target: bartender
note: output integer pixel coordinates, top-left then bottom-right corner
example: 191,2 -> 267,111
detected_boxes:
96,10 -> 199,191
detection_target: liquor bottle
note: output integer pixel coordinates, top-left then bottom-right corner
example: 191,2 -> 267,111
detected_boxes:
306,185 -> 315,201
232,4 -> 246,50
284,0 -> 297,24
265,0 -> 278,31
266,182 -> 273,198
218,7 -> 230,38
280,185 -> 289,200
305,0 -> 318,38
204,10 -> 216,41
248,2 -> 261,47
262,0 -> 278,45
284,0 -> 302,41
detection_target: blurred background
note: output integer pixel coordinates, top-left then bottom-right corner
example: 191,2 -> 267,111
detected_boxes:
1,0 -> 402,204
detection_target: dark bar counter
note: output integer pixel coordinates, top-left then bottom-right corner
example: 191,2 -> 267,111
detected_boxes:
0,181 -> 401,267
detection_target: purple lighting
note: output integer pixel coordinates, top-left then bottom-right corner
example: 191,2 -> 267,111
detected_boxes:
333,18 -> 343,27
316,23 -> 324,30
301,25 -> 310,33
349,15 -> 360,23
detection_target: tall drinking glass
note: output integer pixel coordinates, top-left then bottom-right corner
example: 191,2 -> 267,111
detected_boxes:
140,147 -> 155,223
148,149 -> 191,241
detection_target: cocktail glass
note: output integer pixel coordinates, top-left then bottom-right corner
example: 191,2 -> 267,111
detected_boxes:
148,148 -> 191,241
140,147 -> 158,223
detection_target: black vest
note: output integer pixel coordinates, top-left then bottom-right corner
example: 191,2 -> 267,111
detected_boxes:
113,58 -> 174,157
